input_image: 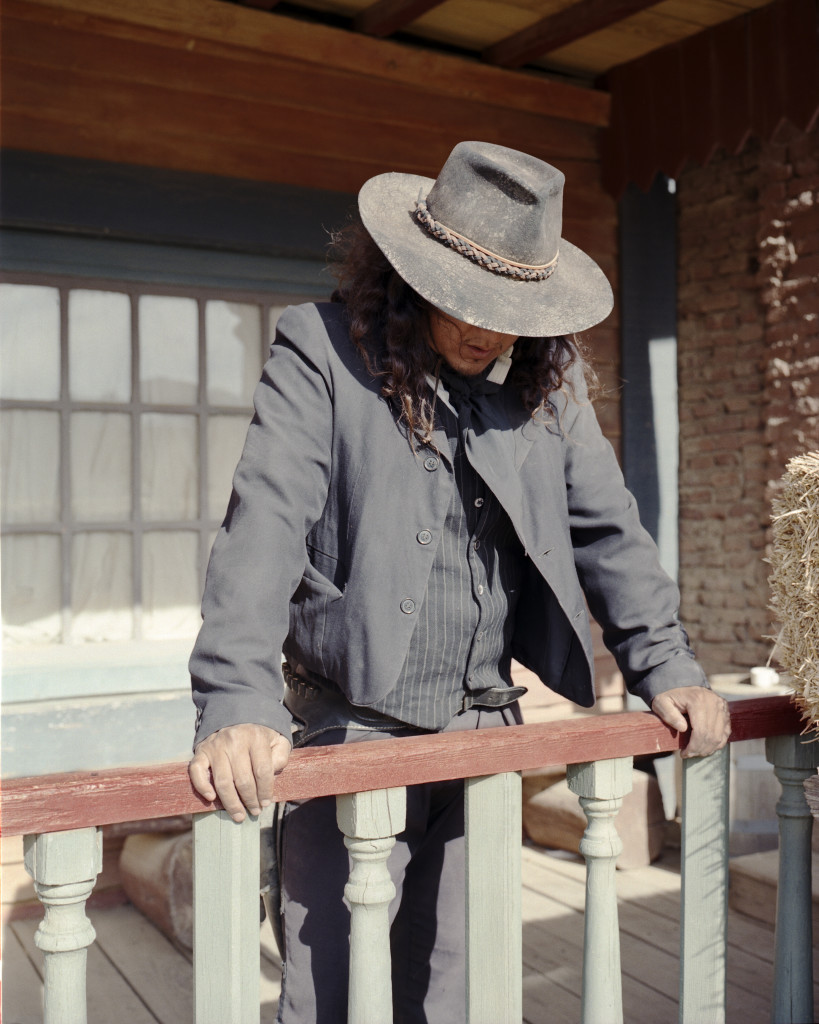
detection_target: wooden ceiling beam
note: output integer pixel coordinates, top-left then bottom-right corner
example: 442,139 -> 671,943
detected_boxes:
14,0 -> 610,126
354,0 -> 445,38
483,0 -> 662,69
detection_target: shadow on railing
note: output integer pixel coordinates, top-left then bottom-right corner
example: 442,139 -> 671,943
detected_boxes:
3,694 -> 816,1024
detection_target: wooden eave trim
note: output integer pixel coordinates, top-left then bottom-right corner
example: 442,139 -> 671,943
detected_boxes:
483,0 -> 663,69
15,0 -> 609,126
354,0 -> 445,38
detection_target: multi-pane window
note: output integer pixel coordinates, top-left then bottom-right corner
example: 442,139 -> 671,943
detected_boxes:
0,277 -> 295,646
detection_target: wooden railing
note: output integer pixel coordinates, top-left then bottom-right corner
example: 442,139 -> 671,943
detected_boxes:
3,694 -> 817,1024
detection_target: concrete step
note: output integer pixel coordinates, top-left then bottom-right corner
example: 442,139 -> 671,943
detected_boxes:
729,849 -> 819,943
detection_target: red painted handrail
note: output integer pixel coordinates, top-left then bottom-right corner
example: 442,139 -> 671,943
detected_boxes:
0,695 -> 803,837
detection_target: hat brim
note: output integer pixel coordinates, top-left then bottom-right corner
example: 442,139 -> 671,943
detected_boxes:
359,172 -> 613,337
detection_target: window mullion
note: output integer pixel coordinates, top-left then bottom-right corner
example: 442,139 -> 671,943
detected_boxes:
198,298 -> 209,593
131,290 -> 143,642
59,285 -> 72,643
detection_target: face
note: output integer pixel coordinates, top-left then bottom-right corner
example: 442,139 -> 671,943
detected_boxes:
428,309 -> 518,377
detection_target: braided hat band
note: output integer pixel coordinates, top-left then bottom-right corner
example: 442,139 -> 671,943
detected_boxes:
414,196 -> 559,283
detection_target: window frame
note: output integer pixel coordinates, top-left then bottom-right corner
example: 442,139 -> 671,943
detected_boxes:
1,264 -> 323,648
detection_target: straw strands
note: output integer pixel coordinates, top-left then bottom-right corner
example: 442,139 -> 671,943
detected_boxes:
769,451 -> 819,731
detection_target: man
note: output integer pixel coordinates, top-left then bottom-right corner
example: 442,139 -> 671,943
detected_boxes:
189,141 -> 730,1023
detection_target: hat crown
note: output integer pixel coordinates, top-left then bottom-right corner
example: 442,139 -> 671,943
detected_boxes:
425,142 -> 563,267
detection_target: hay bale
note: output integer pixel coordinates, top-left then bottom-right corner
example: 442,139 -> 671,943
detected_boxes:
769,451 -> 819,731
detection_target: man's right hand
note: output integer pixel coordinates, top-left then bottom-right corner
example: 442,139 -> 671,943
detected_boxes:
189,723 -> 291,823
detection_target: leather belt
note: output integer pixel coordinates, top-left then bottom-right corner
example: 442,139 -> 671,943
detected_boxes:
462,685 -> 528,711
284,662 -> 527,715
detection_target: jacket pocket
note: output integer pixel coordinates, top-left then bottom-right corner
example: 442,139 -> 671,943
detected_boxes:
301,545 -> 345,597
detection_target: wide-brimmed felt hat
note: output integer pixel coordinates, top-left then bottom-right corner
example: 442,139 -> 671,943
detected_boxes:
358,141 -> 613,337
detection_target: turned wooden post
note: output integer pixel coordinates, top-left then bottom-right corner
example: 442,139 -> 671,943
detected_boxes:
337,787 -> 407,1024
567,756 -> 633,1024
192,810 -> 261,1024
24,827 -> 102,1024
766,734 -> 819,1024
464,771 -> 522,1023
679,746 -> 730,1024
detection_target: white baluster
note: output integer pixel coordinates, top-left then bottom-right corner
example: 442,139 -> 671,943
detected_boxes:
24,827 -> 102,1024
766,734 -> 819,1024
464,771 -> 522,1024
567,756 -> 633,1024
337,787 -> 407,1024
679,746 -> 729,1024
192,810 -> 261,1024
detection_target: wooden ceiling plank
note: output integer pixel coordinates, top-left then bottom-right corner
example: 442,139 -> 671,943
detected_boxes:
12,0 -> 610,126
482,0 -> 664,70
354,0 -> 446,38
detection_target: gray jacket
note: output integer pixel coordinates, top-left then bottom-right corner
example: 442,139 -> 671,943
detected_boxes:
191,302 -> 706,746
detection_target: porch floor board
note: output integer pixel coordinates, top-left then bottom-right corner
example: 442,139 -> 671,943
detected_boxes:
4,842 -> 817,1023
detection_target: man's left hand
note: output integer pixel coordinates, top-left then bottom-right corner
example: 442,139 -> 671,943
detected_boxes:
651,687 -> 731,758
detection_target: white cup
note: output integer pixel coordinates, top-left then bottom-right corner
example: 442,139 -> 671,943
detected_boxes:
750,666 -> 780,689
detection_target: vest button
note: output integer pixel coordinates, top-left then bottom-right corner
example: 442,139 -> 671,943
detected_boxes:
400,599 -> 416,614
424,456 -> 439,471
417,530 -> 432,545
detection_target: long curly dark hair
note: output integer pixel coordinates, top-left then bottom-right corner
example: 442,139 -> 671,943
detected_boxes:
328,222 -> 593,444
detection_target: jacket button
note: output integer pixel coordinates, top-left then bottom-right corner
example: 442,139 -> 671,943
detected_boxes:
400,599 -> 416,614
417,530 -> 432,545
423,456 -> 439,471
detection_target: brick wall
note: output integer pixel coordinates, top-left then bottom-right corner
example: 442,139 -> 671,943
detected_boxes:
677,122 -> 819,675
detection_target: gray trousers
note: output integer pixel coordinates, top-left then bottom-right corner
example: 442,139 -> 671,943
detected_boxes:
273,689 -> 519,1024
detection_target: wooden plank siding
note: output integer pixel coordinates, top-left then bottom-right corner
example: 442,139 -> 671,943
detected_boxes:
6,0 -> 611,126
1,1 -> 617,257
1,0 -> 609,198
601,0 -> 819,197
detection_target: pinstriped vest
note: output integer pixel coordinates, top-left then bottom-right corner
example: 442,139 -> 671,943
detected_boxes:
368,368 -> 526,730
